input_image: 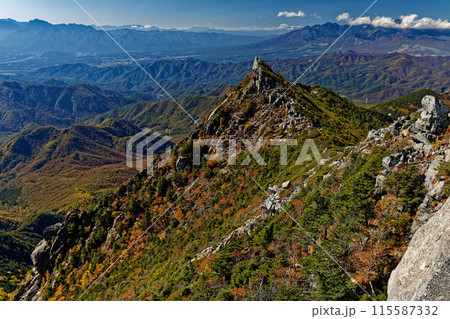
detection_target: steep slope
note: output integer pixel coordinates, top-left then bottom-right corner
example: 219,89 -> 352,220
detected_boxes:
0,120 -> 143,298
388,199 -> 450,301
30,53 -> 450,104
0,120 -> 139,215
199,57 -> 387,146
87,89 -> 227,141
0,81 -> 135,141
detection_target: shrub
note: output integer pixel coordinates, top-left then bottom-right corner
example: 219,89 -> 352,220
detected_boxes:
384,166 -> 425,215
157,177 -> 170,197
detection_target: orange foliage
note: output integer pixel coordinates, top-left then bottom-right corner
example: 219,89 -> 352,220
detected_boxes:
234,208 -> 247,221
232,286 -> 248,300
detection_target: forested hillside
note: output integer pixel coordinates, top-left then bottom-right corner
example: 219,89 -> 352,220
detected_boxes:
13,58 -> 449,301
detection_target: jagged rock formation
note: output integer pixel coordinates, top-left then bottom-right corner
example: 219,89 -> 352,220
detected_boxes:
14,209 -> 93,301
203,56 -> 309,140
388,199 -> 450,301
413,95 -> 449,141
367,95 -> 450,231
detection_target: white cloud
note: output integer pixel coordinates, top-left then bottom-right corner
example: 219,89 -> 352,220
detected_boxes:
337,12 -> 350,22
278,11 -> 306,18
277,23 -> 302,30
187,24 -> 301,32
336,13 -> 450,29
311,13 -> 322,19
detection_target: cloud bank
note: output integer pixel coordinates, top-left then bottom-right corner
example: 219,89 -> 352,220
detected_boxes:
337,13 -> 450,29
278,11 -> 306,18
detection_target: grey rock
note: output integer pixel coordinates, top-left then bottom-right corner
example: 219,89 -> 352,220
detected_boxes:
13,274 -> 43,301
43,223 -> 62,241
268,184 -> 280,194
252,56 -> 276,93
413,142 -> 433,157
367,129 -> 386,142
263,196 -> 282,215
176,157 -> 190,171
388,199 -> 450,300
382,152 -> 401,169
429,181 -> 445,201
425,156 -> 444,190
31,240 -> 50,274
414,195 -> 433,233
411,133 -> 432,145
445,149 -> 450,162
375,174 -> 386,189
382,147 -> 420,169
281,181 -> 291,189
414,96 -> 449,140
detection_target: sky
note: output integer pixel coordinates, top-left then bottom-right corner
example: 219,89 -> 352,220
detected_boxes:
0,0 -> 449,30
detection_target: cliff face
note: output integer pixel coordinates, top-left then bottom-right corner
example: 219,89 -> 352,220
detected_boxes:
387,199 -> 450,301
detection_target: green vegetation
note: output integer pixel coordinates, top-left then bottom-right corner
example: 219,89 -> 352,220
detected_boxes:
0,120 -> 140,295
438,162 -> 450,197
87,92 -> 224,141
368,89 -> 442,118
0,213 -> 61,300
384,166 -> 426,215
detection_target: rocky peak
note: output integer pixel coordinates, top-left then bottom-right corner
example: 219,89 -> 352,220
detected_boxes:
202,57 -> 304,139
413,95 -> 449,141
252,56 -> 263,72
251,56 -> 278,93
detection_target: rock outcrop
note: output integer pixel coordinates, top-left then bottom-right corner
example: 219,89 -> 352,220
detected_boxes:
413,95 -> 449,140
388,199 -> 450,301
14,209 -> 92,301
366,95 -> 450,231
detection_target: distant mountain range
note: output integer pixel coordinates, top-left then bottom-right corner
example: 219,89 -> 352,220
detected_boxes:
198,22 -> 450,61
0,19 -> 265,54
29,52 -> 450,104
96,24 -> 286,37
0,20 -> 450,72
0,19 -> 266,72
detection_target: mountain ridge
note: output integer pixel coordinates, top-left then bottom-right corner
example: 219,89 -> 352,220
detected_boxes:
198,22 -> 450,61
28,52 -> 450,104
0,81 -> 139,141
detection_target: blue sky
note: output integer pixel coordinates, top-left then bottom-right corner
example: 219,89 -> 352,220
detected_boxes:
1,0 -> 450,30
